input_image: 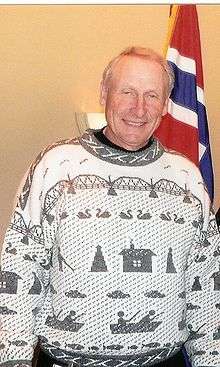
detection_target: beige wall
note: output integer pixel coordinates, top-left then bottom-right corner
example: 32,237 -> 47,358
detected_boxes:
1,5 -> 220,244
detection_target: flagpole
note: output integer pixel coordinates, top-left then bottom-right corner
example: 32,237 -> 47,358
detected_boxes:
163,5 -> 179,56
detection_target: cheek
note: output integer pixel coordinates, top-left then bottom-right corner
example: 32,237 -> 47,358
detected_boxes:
148,102 -> 166,116
111,96 -> 135,113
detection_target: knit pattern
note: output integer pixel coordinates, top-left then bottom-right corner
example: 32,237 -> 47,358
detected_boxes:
0,130 -> 219,367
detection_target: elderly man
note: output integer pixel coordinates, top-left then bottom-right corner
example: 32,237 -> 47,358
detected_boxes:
0,47 -> 219,367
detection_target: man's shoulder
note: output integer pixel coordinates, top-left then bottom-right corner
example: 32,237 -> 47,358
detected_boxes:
36,136 -> 82,163
161,144 -> 199,172
43,136 -> 81,155
27,136 -> 82,177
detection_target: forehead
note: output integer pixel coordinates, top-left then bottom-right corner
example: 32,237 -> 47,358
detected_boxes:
110,55 -> 166,90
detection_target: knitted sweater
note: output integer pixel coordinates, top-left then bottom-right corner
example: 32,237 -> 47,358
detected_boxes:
0,129 -> 220,367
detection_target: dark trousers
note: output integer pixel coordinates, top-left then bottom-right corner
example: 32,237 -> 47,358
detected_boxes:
36,349 -> 186,367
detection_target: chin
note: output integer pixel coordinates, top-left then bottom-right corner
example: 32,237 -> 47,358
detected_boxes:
123,140 -> 146,150
123,134 -> 148,144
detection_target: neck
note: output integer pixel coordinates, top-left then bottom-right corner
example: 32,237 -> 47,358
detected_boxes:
103,127 -> 148,151
94,127 -> 153,153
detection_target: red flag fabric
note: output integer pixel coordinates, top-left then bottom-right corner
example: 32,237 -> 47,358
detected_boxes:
155,5 -> 214,201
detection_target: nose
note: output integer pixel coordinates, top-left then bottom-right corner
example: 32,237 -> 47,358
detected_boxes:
132,95 -> 146,118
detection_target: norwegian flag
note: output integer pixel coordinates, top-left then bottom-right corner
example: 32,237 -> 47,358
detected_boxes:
155,5 -> 214,202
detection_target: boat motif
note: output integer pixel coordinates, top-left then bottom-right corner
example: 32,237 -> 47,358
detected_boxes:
110,310 -> 162,334
110,320 -> 162,334
46,312 -> 84,332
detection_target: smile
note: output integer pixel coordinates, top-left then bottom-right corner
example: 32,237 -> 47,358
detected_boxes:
123,119 -> 146,127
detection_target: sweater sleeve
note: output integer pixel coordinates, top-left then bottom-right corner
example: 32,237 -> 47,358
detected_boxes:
0,151 -> 57,366
184,190 -> 220,367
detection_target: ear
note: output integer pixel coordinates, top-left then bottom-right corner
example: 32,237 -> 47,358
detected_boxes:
162,97 -> 169,116
99,80 -> 107,106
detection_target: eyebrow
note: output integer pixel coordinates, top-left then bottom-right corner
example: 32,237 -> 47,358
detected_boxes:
120,86 -> 160,95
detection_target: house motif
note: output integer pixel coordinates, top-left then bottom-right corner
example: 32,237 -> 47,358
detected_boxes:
0,270 -> 22,294
211,264 -> 220,291
119,240 -> 157,273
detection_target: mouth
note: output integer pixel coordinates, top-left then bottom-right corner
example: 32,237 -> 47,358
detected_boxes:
122,119 -> 146,127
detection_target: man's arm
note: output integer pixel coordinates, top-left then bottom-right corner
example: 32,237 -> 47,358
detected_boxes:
184,194 -> 220,367
0,154 -> 52,366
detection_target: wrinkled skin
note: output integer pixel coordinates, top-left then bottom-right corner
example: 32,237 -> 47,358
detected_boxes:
100,55 -> 169,151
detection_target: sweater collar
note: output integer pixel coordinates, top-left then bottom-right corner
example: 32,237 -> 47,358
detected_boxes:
79,129 -> 164,166
94,126 -> 154,152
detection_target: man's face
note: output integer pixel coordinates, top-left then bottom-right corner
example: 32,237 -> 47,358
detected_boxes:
100,55 -> 169,151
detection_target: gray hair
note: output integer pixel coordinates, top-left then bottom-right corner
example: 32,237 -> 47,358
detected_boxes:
101,46 -> 175,97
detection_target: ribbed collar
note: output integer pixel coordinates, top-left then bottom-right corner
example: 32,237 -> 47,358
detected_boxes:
94,127 -> 154,152
79,129 -> 164,166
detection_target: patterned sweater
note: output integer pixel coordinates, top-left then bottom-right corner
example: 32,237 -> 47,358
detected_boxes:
0,129 -> 220,367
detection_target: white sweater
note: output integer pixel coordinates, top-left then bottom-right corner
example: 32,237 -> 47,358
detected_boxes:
0,129 -> 220,367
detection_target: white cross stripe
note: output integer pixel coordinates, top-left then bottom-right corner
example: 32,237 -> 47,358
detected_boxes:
199,141 -> 207,160
167,47 -> 196,75
168,100 -> 198,128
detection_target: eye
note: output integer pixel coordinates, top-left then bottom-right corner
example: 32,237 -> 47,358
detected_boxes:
121,89 -> 134,96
